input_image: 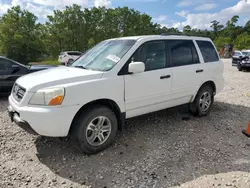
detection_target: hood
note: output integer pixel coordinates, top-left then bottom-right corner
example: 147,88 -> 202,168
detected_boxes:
16,66 -> 103,92
28,64 -> 58,72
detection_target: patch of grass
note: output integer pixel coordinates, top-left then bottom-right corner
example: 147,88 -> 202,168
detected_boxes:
29,60 -> 60,66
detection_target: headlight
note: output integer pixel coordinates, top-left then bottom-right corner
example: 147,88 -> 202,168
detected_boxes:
242,60 -> 250,64
29,87 -> 65,106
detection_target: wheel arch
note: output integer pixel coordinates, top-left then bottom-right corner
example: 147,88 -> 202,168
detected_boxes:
199,80 -> 216,95
69,99 -> 125,136
193,81 -> 216,102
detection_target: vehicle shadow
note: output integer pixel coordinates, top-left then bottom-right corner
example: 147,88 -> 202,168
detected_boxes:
0,95 -> 9,113
35,101 -> 250,188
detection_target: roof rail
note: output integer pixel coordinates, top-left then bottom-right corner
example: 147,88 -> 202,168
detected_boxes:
160,33 -> 211,38
161,33 -> 186,36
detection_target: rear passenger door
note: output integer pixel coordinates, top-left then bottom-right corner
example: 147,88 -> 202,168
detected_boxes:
168,39 -> 204,102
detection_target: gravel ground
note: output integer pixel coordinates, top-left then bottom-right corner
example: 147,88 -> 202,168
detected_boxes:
1,59 -> 250,188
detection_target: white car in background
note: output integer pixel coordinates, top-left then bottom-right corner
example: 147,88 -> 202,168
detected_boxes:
58,51 -> 82,65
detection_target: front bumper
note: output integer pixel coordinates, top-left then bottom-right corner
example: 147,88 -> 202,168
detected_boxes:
240,63 -> 250,68
8,95 -> 80,137
8,105 -> 38,135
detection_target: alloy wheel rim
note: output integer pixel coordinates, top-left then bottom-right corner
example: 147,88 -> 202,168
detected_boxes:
86,116 -> 112,146
199,91 -> 211,112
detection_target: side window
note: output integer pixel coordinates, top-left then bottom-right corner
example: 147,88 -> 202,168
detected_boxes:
196,40 -> 219,63
169,40 -> 199,67
68,52 -> 82,56
0,58 -> 13,70
133,41 -> 167,71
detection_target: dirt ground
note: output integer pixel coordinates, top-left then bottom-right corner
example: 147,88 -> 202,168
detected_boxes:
1,59 -> 250,188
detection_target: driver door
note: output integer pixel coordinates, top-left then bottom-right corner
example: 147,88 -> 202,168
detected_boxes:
124,40 -> 173,118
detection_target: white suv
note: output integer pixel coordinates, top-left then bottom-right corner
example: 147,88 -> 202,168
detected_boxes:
8,35 -> 224,154
58,51 -> 82,65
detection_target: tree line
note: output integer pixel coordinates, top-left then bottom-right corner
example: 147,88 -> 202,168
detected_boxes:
0,5 -> 250,64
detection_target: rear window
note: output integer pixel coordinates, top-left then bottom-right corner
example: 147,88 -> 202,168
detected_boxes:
196,40 -> 219,63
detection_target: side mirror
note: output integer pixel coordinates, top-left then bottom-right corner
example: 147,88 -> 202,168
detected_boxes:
11,64 -> 20,73
128,62 -> 145,74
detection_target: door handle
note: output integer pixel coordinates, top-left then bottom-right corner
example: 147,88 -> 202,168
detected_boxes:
196,69 -> 203,73
160,75 -> 171,79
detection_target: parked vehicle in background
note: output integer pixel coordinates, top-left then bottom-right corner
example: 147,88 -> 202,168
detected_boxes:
0,56 -> 56,93
8,35 -> 224,154
237,56 -> 250,71
58,51 -> 82,65
232,50 -> 244,66
241,50 -> 250,57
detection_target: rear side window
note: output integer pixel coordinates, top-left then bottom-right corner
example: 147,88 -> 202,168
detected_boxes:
68,52 -> 82,56
196,40 -> 219,62
169,40 -> 199,67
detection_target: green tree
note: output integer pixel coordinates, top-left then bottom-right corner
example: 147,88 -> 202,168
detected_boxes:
245,20 -> 250,33
0,6 -> 45,63
234,32 -> 250,50
210,20 -> 224,39
183,25 -> 191,34
214,37 -> 233,50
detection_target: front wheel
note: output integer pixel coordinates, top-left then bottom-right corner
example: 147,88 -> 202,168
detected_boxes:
71,105 -> 118,154
190,85 -> 214,117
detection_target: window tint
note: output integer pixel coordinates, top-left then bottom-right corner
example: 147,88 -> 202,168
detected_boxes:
169,40 -> 199,67
0,58 -> 13,70
68,52 -> 82,56
133,41 -> 166,71
196,40 -> 219,62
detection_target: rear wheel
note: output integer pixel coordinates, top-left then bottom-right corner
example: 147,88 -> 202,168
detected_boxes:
71,105 -> 118,154
67,59 -> 74,66
190,85 -> 214,117
238,68 -> 242,71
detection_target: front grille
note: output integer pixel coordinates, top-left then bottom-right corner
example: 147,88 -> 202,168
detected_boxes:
12,83 -> 26,102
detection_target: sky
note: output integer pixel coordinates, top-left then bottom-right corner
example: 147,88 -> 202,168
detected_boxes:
0,0 -> 250,30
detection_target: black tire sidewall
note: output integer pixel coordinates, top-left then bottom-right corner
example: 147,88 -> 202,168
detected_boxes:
67,59 -> 73,65
74,106 -> 118,154
192,85 -> 214,117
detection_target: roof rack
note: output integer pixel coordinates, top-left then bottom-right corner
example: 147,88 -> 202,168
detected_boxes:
160,33 -> 209,38
160,33 -> 185,36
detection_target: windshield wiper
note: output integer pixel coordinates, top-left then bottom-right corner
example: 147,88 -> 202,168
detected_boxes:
74,65 -> 88,69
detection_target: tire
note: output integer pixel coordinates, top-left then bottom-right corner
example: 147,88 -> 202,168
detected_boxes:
67,59 -> 74,66
238,68 -> 242,71
71,105 -> 118,154
189,85 -> 214,117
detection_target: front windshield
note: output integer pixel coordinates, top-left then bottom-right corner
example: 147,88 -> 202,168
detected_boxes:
71,39 -> 136,71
